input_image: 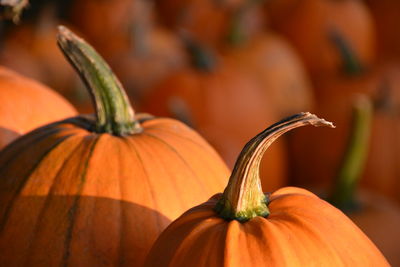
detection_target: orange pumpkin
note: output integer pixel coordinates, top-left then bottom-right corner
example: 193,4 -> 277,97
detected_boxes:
145,113 -> 388,266
265,0 -> 376,76
225,32 -> 314,117
0,26 -> 229,266
143,41 -> 288,191
0,66 -> 76,149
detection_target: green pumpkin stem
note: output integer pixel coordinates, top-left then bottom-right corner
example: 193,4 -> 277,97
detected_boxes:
330,31 -> 364,75
0,0 -> 29,23
215,112 -> 334,222
57,25 -> 142,136
329,95 -> 372,211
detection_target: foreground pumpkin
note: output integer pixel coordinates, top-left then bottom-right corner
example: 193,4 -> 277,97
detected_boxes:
145,113 -> 388,267
0,66 -> 77,149
0,26 -> 229,266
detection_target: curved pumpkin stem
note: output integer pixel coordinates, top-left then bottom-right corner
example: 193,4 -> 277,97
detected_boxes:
330,31 -> 364,75
329,95 -> 372,211
57,25 -> 142,136
215,113 -> 335,222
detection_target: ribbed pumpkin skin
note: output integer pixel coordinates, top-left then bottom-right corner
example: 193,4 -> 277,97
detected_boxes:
0,67 -> 77,149
145,187 -> 388,267
0,115 -> 229,266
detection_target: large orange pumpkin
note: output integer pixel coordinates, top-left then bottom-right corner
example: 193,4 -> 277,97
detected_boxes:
0,66 -> 76,149
0,26 -> 229,266
143,41 -> 288,192
145,113 -> 388,266
265,0 -> 376,76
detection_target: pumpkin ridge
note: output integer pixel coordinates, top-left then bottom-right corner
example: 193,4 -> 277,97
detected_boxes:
23,135 -> 90,265
143,122 -> 215,154
62,135 -> 100,266
123,137 -> 162,225
141,132 -> 211,197
170,218 -> 226,266
0,133 -> 74,232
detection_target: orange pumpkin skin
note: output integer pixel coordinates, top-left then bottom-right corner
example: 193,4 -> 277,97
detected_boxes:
143,64 -> 288,192
0,66 -> 77,149
0,114 -> 229,266
145,187 -> 388,266
225,33 -> 314,117
266,0 -> 376,76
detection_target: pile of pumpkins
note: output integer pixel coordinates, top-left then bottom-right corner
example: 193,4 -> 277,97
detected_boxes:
0,0 -> 399,266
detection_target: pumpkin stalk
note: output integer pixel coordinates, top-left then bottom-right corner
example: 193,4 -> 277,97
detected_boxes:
215,113 -> 335,222
57,25 -> 142,136
329,95 -> 372,211
330,31 -> 364,75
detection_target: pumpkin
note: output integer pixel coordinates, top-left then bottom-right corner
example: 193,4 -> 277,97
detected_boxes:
365,0 -> 400,60
224,32 -> 314,117
0,66 -> 77,149
145,112 -> 388,267
0,26 -> 229,266
143,40 -> 288,191
289,63 -> 400,202
265,0 -> 376,76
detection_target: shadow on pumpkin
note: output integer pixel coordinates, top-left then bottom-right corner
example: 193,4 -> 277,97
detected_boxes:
0,196 -> 171,266
0,127 -> 20,150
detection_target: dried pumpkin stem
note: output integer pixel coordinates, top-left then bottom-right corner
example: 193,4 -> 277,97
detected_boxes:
57,25 -> 142,136
215,113 -> 335,222
329,95 -> 372,211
